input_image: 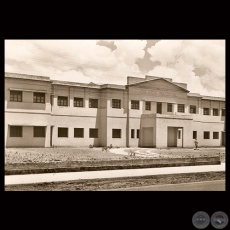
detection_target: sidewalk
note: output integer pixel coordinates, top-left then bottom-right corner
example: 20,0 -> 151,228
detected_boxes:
5,163 -> 225,186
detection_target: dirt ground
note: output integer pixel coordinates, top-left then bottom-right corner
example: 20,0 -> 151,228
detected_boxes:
5,147 -> 225,164
5,171 -> 225,191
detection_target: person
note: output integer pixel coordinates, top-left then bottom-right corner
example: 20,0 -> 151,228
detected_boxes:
194,138 -> 198,150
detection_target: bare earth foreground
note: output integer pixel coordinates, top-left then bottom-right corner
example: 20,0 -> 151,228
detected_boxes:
5,147 -> 225,191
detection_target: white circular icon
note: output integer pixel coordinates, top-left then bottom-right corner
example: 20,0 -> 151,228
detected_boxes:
192,211 -> 210,229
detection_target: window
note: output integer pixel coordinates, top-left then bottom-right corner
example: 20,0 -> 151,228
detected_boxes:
167,103 -> 172,112
157,102 -> 162,114
137,129 -> 140,138
89,128 -> 98,138
203,108 -> 209,115
178,104 -> 185,113
89,99 -> 98,108
112,129 -> 121,138
213,108 -> 218,116
131,129 -> 135,138
34,126 -> 45,137
10,91 -> 22,102
58,127 -> 68,137
58,96 -> 68,106
74,128 -> 84,138
178,130 -> 181,139
74,98 -> 83,107
112,99 -> 121,109
190,105 -> 196,114
193,131 -> 197,139
213,132 -> 219,139
145,101 -> 151,110
10,126 -> 22,137
204,131 -> 210,139
222,108 -> 225,116
131,100 -> 139,109
33,92 -> 45,103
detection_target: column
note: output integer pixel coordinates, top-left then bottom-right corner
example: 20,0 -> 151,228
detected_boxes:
69,87 -> 74,107
210,100 -> 213,116
198,98 -> 202,115
140,100 -> 144,112
173,103 -> 177,114
152,101 -> 156,113
53,95 -> 58,106
45,92 -> 51,111
185,104 -> 189,114
219,101 -> 222,117
45,125 -> 50,147
84,88 -> 89,108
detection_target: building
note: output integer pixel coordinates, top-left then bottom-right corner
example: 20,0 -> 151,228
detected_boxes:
4,72 -> 225,148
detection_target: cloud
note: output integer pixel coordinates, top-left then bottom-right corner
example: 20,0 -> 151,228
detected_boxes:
147,40 -> 225,97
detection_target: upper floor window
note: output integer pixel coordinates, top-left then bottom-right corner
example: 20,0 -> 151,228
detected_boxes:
34,92 -> 45,103
58,96 -> 68,106
112,99 -> 121,109
131,100 -> 139,110
167,103 -> 172,112
178,104 -> 185,113
74,98 -> 83,107
222,108 -> 225,116
89,99 -> 98,108
10,90 -> 22,102
145,101 -> 151,110
213,108 -> 218,116
203,108 -> 209,115
190,105 -> 196,114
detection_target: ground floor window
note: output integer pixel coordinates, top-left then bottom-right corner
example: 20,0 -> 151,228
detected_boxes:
89,128 -> 98,138
131,129 -> 135,138
193,131 -> 197,139
34,126 -> 46,137
213,132 -> 219,139
10,126 -> 22,137
112,129 -> 121,138
204,131 -> 210,139
58,127 -> 68,137
74,128 -> 84,138
137,129 -> 139,138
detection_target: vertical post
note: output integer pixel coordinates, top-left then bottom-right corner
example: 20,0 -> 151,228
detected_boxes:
45,125 -> 50,147
198,98 -> 202,115
69,87 -> 74,107
173,103 -> 177,114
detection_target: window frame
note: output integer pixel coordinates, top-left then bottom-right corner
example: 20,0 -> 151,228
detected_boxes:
213,132 -> 219,139
145,101 -> 151,111
58,127 -> 68,137
203,108 -> 209,115
131,129 -> 135,138
193,131 -> 197,139
131,100 -> 139,110
213,108 -> 218,116
178,104 -> 185,113
34,126 -> 46,137
203,131 -> 210,139
190,105 -> 196,114
33,92 -> 45,104
58,96 -> 68,107
10,126 -> 23,137
74,98 -> 84,107
74,128 -> 84,138
167,103 -> 172,112
89,128 -> 98,138
112,129 -> 121,138
10,90 -> 22,102
112,99 -> 121,109
89,99 -> 98,108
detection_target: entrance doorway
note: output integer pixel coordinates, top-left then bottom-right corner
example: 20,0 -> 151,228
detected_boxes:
167,127 -> 183,147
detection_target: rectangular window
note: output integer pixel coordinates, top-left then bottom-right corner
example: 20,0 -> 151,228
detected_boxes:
222,108 -> 225,116
178,104 -> 185,113
33,92 -> 45,103
58,96 -> 68,106
10,91 -> 22,102
203,108 -> 209,115
190,105 -> 196,114
58,127 -> 68,137
112,99 -> 121,109
178,130 -> 181,139
112,129 -> 121,138
167,103 -> 172,112
204,131 -> 210,139
34,126 -> 45,137
213,132 -> 219,139
10,126 -> 22,137
89,99 -> 98,108
89,128 -> 98,138
137,129 -> 140,138
74,128 -> 84,138
131,129 -> 135,138
131,100 -> 139,110
145,101 -> 151,110
157,102 -> 162,114
193,131 -> 197,139
213,108 -> 218,116
74,98 -> 83,107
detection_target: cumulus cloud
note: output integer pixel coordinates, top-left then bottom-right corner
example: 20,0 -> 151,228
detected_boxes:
147,40 -> 225,97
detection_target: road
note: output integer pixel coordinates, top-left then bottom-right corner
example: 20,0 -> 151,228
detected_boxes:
102,180 -> 225,191
5,163 -> 225,185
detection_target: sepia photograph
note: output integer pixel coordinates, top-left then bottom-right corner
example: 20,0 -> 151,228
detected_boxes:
4,39 -> 225,191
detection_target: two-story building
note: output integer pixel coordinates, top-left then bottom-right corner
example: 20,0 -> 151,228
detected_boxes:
5,72 -> 225,148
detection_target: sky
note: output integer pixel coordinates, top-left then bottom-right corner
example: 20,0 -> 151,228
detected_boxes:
5,39 -> 225,97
